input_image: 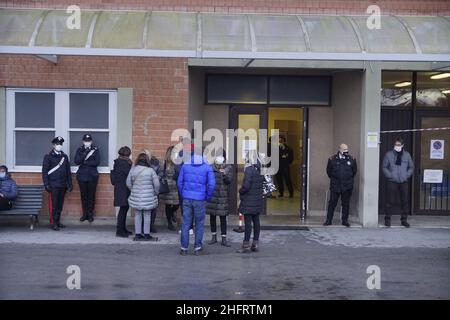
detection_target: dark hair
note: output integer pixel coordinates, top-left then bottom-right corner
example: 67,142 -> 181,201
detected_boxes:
394,137 -> 404,145
0,165 -> 7,173
135,153 -> 150,167
118,146 -> 131,157
279,136 -> 286,142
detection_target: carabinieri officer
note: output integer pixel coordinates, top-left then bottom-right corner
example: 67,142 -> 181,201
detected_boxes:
74,134 -> 100,223
42,136 -> 73,231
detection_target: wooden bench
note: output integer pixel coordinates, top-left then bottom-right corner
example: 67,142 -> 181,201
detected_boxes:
0,185 -> 44,230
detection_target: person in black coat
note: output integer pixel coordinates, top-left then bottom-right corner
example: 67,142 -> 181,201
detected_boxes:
74,134 -> 100,222
42,136 -> 73,231
323,143 -> 357,227
237,151 -> 264,254
276,136 -> 294,197
111,146 -> 133,237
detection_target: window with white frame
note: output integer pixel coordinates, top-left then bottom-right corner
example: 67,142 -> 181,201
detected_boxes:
6,88 -> 117,173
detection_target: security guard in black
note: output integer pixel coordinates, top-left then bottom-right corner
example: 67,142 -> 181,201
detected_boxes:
324,144 -> 357,227
74,134 -> 100,223
42,136 -> 73,231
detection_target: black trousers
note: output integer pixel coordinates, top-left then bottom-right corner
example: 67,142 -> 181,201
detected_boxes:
276,165 -> 293,196
49,187 -> 66,224
244,214 -> 260,242
210,215 -> 227,236
0,197 -> 12,211
326,189 -> 352,223
165,204 -> 179,225
385,181 -> 409,222
116,205 -> 129,232
78,178 -> 98,217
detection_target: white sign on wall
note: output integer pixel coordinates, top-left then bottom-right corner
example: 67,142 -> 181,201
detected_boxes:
423,169 -> 443,184
367,132 -> 379,148
430,140 -> 445,160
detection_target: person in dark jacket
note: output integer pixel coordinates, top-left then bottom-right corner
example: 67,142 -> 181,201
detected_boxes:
323,143 -> 357,227
177,147 -> 215,255
74,134 -> 100,223
206,155 -> 233,247
0,165 -> 18,211
276,136 -> 294,198
111,146 -> 133,237
42,136 -> 73,231
382,137 -> 414,228
237,151 -> 264,253
160,146 -> 180,231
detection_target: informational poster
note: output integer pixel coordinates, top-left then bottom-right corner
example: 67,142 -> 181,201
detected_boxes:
430,140 -> 445,160
367,132 -> 379,148
423,169 -> 443,184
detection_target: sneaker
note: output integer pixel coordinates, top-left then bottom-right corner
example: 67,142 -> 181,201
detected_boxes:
144,234 -> 158,241
189,229 -> 194,235
342,222 -> 351,228
133,234 -> 145,241
194,248 -> 206,256
180,249 -> 188,256
401,221 -> 410,228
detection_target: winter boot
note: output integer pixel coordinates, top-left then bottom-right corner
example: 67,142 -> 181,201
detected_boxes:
208,234 -> 218,245
236,241 -> 251,254
221,236 -> 231,247
80,213 -> 87,222
251,240 -> 259,252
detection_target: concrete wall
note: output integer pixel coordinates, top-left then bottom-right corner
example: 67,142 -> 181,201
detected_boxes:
331,71 -> 363,220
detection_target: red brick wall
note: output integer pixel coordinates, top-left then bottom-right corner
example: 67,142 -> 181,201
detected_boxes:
0,54 -> 189,217
0,0 -> 449,15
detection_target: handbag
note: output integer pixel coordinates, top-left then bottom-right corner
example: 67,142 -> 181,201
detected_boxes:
158,162 -> 170,194
262,174 -> 277,198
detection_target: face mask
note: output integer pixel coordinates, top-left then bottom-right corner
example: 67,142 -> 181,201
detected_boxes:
54,145 -> 63,152
394,146 -> 403,152
84,142 -> 92,148
342,151 -> 349,156
215,156 -> 225,165
0,172 -> 6,179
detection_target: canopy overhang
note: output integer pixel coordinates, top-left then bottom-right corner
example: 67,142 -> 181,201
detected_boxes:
1,8 -> 449,62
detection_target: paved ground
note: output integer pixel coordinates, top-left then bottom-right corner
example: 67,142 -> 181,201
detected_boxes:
0,225 -> 449,300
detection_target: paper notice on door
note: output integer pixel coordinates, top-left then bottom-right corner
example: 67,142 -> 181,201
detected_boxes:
430,140 -> 444,160
423,169 -> 443,183
367,132 -> 379,148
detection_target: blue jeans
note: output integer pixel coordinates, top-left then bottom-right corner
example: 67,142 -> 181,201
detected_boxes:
180,199 -> 206,251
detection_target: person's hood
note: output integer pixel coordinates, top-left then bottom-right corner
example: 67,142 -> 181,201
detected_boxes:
190,154 -> 206,166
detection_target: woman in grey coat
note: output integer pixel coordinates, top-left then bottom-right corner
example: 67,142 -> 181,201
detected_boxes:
126,153 -> 160,241
159,146 -> 180,231
206,155 -> 233,247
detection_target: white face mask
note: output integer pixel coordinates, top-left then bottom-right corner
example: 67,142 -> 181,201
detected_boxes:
54,145 -> 63,152
0,172 -> 6,179
394,145 -> 403,152
83,142 -> 92,148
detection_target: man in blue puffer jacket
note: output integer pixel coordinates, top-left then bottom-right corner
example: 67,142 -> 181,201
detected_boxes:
0,165 -> 18,211
177,147 -> 215,255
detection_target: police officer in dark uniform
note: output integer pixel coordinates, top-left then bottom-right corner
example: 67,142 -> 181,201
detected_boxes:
42,136 -> 73,231
323,143 -> 357,227
74,134 -> 100,223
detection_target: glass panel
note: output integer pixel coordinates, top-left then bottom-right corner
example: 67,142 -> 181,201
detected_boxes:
269,76 -> 330,105
381,71 -> 413,107
251,15 -> 306,52
69,131 -> 109,166
202,14 -> 251,51
15,92 -> 55,128
35,10 -> 96,47
419,117 -> 450,211
146,12 -> 197,50
236,114 -> 260,210
0,9 -> 44,46
402,16 -> 450,54
92,11 -> 147,49
267,108 -> 303,215
416,72 -> 450,107
69,93 -> 109,129
15,131 -> 55,166
207,75 -> 268,104
300,16 -> 360,53
351,16 -> 416,54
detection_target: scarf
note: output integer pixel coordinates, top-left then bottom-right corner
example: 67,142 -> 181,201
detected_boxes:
395,150 -> 403,166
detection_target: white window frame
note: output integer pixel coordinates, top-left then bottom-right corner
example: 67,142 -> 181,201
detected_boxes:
6,88 -> 117,174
